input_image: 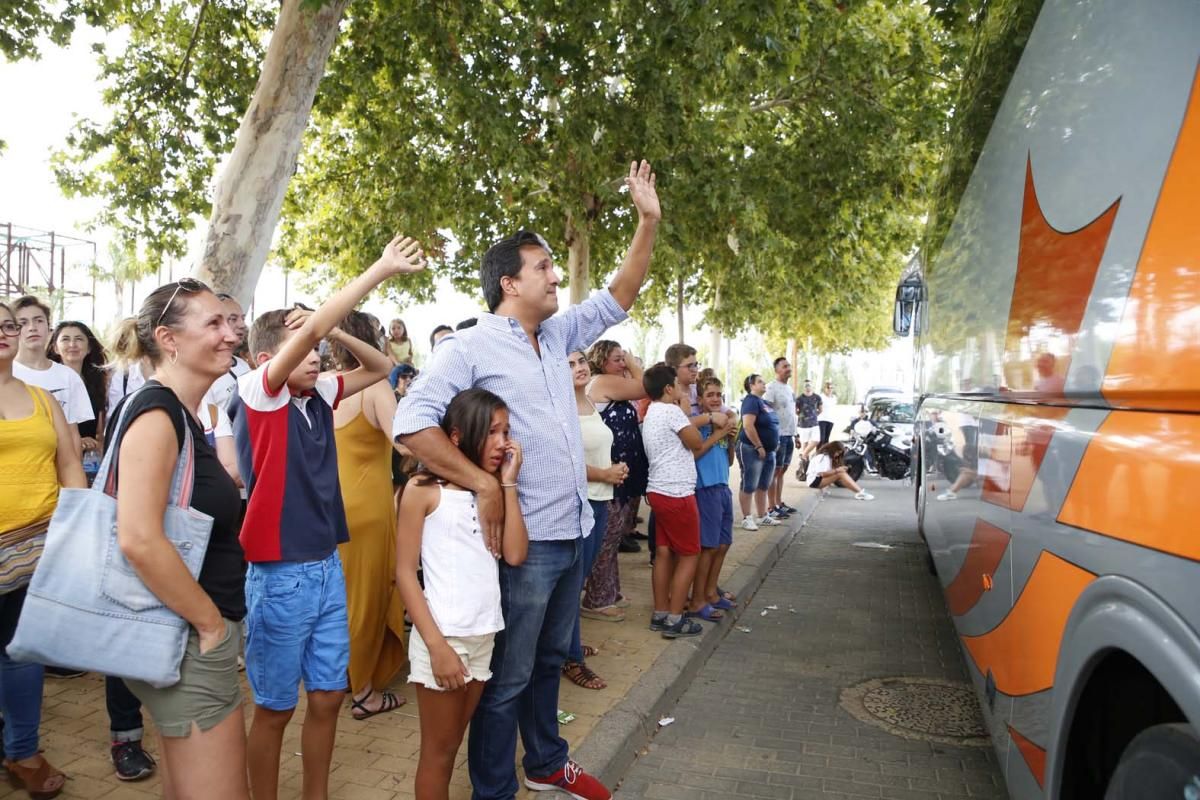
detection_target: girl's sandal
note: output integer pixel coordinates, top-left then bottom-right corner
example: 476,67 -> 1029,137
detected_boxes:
351,691 -> 406,720
582,644 -> 600,658
561,661 -> 607,690
4,756 -> 66,800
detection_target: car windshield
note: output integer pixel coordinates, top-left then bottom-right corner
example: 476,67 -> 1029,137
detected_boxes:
872,402 -> 915,423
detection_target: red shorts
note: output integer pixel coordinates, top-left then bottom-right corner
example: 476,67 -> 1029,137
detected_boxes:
646,492 -> 701,556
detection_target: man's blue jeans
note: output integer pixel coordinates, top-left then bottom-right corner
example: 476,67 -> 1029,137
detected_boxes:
468,537 -> 583,799
569,500 -> 609,663
0,587 -> 45,761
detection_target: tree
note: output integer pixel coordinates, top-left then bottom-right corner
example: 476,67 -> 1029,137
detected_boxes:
8,0 -> 957,350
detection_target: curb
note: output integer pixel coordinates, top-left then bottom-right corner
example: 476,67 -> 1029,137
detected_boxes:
571,490 -> 825,791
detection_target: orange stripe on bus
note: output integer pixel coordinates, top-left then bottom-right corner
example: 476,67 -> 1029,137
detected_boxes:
1008,725 -> 1047,788
945,519 -> 1012,616
1058,411 -> 1200,560
1104,66 -> 1200,409
962,551 -> 1095,697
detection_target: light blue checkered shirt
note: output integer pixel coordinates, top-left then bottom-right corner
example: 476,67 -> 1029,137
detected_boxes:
393,289 -> 628,541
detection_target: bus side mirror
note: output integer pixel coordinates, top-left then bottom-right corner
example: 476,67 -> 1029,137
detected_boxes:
893,273 -> 924,336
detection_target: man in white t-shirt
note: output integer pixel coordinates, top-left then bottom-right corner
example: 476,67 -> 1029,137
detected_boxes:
12,295 -> 93,455
762,357 -> 798,519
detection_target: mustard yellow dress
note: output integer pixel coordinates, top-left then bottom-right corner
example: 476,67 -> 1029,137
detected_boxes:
336,411 -> 407,693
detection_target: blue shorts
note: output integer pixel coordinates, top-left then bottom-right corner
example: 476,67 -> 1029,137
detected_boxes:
696,484 -> 734,548
244,551 -> 349,710
775,437 -> 795,469
738,442 -> 777,493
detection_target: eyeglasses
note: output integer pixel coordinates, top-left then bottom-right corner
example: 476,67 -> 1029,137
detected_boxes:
155,278 -> 207,328
0,321 -> 19,336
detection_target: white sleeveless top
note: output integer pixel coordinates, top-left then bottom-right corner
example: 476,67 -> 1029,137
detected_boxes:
420,486 -> 504,637
580,408 -> 615,502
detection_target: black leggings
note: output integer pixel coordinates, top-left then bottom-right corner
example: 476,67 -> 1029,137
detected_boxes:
818,421 -> 834,444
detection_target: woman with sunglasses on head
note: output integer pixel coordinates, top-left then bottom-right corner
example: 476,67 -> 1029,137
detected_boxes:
105,279 -> 250,800
0,302 -> 86,799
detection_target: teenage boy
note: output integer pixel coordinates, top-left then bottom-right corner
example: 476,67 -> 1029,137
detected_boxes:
763,357 -> 798,519
796,379 -> 823,463
232,235 -> 425,800
642,363 -> 728,639
691,377 -> 738,619
11,295 -> 93,455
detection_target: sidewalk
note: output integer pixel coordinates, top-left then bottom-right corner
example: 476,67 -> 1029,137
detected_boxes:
19,480 -> 816,800
612,478 -> 1006,800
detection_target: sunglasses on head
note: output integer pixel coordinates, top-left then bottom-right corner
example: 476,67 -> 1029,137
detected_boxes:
155,278 -> 208,327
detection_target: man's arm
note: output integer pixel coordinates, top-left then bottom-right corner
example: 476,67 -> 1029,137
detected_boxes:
266,235 -> 424,393
608,160 -> 661,311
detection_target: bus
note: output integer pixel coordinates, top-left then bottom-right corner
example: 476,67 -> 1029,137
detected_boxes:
892,0 -> 1200,797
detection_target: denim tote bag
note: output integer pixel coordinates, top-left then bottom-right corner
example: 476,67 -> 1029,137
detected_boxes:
9,388 -> 213,688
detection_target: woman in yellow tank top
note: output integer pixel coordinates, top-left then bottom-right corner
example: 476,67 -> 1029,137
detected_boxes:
331,313 -> 408,720
0,301 -> 86,799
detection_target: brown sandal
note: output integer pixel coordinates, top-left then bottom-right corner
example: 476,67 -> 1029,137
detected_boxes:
4,756 -> 66,800
561,661 -> 606,690
582,644 -> 599,658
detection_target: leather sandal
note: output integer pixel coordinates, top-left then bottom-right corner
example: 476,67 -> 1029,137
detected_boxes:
561,661 -> 607,690
350,691 -> 406,720
4,756 -> 66,800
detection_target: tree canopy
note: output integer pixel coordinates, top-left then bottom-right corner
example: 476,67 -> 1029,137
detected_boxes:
6,0 -> 962,352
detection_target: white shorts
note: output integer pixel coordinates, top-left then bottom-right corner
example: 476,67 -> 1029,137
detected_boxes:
797,426 -> 820,443
407,627 -> 496,691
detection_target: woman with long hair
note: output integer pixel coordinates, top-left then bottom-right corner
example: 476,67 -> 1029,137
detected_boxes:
331,311 -> 409,720
1,301 -> 85,799
805,441 -> 874,500
579,340 -> 647,622
106,279 -> 250,799
47,321 -> 108,475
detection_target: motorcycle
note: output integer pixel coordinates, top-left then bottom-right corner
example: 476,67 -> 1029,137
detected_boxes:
845,418 -> 911,481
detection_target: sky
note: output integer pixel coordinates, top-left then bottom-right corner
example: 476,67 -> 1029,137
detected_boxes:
0,23 -> 913,396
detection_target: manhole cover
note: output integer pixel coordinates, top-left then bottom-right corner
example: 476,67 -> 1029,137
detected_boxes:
840,677 -> 989,747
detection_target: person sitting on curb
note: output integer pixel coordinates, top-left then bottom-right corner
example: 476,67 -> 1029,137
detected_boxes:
805,441 -> 874,500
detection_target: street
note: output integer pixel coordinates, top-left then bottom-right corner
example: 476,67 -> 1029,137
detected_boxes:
614,476 -> 1006,800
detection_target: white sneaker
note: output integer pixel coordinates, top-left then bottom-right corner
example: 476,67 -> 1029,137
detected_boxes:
854,491 -> 875,501
741,517 -> 759,531
758,515 -> 782,526
937,491 -> 957,501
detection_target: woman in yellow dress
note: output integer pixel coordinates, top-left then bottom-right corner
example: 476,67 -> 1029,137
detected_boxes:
331,312 -> 408,719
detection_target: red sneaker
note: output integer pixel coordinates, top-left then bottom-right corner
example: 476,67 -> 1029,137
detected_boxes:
524,760 -> 612,800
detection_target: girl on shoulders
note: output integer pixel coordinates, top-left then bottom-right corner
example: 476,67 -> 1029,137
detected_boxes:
395,388 -> 527,799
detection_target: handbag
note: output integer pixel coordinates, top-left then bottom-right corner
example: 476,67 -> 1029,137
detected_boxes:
0,519 -> 51,595
9,386 -> 214,688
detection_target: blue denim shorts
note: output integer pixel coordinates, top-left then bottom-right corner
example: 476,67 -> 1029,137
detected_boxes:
738,442 -> 777,493
775,436 -> 795,469
244,551 -> 349,710
696,484 -> 734,548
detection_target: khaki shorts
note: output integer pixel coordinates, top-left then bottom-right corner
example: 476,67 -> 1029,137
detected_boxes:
407,627 -> 495,691
126,620 -> 244,738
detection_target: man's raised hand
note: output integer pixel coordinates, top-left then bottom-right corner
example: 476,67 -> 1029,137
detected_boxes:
626,160 -> 661,223
376,235 -> 426,276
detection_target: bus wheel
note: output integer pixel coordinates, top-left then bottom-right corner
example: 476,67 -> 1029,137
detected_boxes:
1104,723 -> 1200,799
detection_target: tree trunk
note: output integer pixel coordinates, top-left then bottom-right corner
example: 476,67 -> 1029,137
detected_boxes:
676,274 -> 685,342
565,211 -> 590,306
194,0 -> 349,303
787,337 -> 798,391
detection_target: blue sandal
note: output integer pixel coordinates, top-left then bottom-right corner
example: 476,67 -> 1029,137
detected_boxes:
686,603 -> 725,622
712,596 -> 736,611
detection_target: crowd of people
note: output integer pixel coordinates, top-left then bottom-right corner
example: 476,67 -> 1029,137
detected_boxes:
0,159 -> 870,800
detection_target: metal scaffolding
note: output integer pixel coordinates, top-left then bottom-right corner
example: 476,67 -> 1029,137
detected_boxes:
1,222 -> 98,322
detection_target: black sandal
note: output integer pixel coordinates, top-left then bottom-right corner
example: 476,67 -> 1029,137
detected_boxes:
350,691 -> 405,720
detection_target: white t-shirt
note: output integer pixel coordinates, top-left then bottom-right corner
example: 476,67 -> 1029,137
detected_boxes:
205,356 -> 251,415
14,361 -> 95,425
806,453 -> 833,484
642,401 -> 696,498
763,380 -> 797,435
106,362 -> 146,416
818,392 -> 837,423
